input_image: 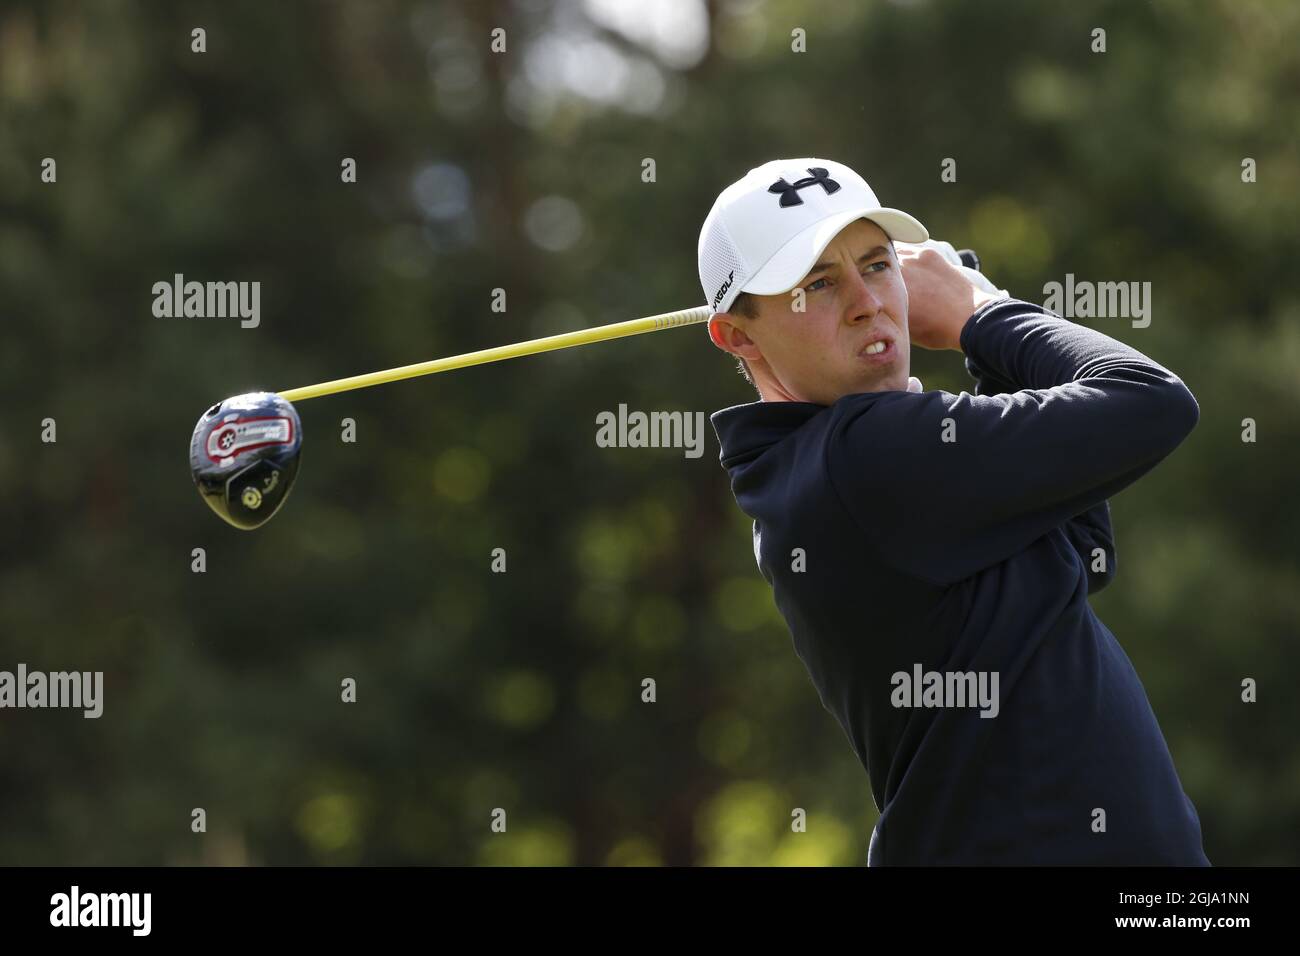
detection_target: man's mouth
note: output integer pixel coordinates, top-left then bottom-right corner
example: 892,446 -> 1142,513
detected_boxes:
859,336 -> 896,362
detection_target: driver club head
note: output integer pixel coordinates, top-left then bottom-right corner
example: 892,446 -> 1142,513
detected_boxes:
189,391 -> 302,530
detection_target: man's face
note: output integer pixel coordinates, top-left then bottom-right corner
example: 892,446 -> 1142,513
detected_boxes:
713,218 -> 911,404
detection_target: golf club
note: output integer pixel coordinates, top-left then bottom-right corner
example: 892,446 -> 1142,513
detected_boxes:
189,250 -> 983,530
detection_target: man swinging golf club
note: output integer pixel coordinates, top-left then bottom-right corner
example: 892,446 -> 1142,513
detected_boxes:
701,157 -> 1209,866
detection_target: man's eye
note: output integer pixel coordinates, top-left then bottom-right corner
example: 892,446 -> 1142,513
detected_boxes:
806,277 -> 829,292
866,260 -> 889,273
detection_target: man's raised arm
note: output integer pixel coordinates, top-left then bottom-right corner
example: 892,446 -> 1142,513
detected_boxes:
965,334 -> 1117,594
827,296 -> 1196,586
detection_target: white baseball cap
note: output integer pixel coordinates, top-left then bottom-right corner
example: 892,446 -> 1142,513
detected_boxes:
698,158 -> 929,314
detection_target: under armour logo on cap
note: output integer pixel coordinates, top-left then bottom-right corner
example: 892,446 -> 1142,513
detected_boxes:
767,167 -> 841,207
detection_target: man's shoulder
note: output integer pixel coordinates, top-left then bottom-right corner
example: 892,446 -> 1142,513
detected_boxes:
711,399 -> 828,467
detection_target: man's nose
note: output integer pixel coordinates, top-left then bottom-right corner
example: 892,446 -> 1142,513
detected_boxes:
842,269 -> 882,322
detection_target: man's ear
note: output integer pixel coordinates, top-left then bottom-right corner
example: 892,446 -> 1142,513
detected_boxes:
708,313 -> 762,361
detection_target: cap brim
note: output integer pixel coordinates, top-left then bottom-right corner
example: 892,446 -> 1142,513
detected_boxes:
742,207 -> 929,296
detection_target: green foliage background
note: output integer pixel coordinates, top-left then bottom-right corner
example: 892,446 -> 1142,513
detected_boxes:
0,0 -> 1296,865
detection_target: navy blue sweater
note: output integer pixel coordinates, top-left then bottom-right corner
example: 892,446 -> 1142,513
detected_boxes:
711,298 -> 1209,865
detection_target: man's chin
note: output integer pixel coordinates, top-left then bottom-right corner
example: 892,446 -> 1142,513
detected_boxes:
854,371 -> 909,395
781,368 -> 910,404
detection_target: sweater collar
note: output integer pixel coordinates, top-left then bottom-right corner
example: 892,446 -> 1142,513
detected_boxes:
710,400 -> 827,468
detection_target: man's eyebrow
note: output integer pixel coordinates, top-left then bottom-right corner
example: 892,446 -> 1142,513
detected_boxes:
804,245 -> 891,278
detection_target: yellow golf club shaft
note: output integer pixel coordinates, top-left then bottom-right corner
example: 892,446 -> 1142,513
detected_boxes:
278,305 -> 712,403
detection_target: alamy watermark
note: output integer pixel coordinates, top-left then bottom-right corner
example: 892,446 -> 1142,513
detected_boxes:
1043,274 -> 1151,328
0,664 -> 103,718
152,273 -> 261,328
50,886 -> 150,936
891,664 -> 999,719
595,404 -> 707,459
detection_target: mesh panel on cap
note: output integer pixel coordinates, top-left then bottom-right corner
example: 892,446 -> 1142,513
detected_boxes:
700,216 -> 746,313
